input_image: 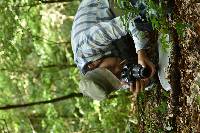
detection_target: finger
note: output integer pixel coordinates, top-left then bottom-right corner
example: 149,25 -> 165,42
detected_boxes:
135,80 -> 141,96
121,81 -> 128,86
138,58 -> 155,78
145,60 -> 156,78
138,60 -> 146,68
130,82 -> 135,92
149,63 -> 156,78
139,78 -> 149,89
140,80 -> 145,92
143,78 -> 150,87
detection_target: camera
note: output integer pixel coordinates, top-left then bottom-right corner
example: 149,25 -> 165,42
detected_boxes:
121,63 -> 150,83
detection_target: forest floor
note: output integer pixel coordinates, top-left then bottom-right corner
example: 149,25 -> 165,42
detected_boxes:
136,1 -> 200,132
176,0 -> 200,132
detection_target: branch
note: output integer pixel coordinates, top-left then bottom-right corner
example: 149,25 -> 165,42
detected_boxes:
32,35 -> 71,45
39,0 -> 74,4
0,92 -> 132,110
41,64 -> 76,69
0,93 -> 83,110
10,0 -> 74,8
0,64 -> 76,73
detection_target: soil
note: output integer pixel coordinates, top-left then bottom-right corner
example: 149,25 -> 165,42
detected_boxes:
174,0 -> 200,132
136,1 -> 200,132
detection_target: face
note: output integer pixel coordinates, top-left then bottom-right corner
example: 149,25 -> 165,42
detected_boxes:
94,57 -> 125,79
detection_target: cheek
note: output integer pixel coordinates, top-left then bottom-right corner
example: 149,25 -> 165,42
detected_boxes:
114,66 -> 121,72
114,66 -> 123,78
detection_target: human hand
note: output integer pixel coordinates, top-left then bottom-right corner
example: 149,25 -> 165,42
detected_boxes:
137,50 -> 156,78
131,49 -> 156,92
129,49 -> 156,96
129,80 -> 149,97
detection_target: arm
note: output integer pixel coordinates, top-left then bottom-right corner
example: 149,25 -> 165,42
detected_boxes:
81,16 -> 149,52
82,16 -> 155,76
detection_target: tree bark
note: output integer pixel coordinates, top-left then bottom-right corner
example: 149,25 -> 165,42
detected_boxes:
168,0 -> 183,131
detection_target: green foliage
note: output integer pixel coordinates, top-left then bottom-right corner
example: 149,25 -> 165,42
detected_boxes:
117,0 -> 189,52
0,0 -> 82,132
0,0 -> 193,132
0,1 -> 140,132
154,101 -> 168,114
160,33 -> 171,52
175,22 -> 190,38
136,88 -> 170,133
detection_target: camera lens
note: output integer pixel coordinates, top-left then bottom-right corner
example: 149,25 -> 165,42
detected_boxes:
140,67 -> 150,78
121,64 -> 150,83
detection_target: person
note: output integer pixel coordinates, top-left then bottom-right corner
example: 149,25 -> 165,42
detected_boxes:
71,0 -> 158,101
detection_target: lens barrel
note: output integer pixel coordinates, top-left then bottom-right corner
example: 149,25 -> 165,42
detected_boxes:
121,64 -> 150,83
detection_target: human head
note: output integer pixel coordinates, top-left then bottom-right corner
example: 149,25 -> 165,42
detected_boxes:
79,57 -> 126,100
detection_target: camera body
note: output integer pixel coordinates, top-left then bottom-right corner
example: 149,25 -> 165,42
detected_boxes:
121,63 -> 150,83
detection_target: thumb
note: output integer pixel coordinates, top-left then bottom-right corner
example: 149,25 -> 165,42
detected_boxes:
138,60 -> 146,68
135,81 -> 140,97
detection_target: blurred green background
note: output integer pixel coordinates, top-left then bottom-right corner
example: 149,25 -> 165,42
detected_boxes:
0,0 -> 137,132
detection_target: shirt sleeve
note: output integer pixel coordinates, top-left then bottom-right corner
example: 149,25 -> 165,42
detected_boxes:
82,16 -> 149,53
